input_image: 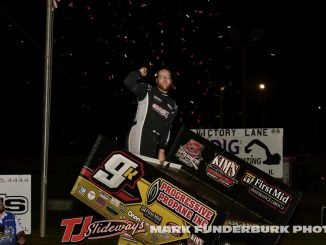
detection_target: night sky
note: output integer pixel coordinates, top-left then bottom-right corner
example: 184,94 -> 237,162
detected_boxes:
1,0 -> 325,156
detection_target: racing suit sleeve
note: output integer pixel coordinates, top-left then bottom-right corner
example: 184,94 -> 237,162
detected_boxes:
158,105 -> 178,149
123,70 -> 147,99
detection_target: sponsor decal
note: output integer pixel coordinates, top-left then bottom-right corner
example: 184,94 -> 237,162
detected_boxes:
110,197 -> 120,207
87,191 -> 96,200
153,95 -> 162,102
152,103 -> 169,118
224,218 -> 260,227
90,152 -> 144,203
126,211 -> 151,232
147,179 -> 216,227
175,139 -> 203,169
99,192 -> 109,200
241,171 -> 291,212
106,205 -> 119,215
60,216 -> 145,243
127,210 -> 141,223
140,205 -> 162,225
120,233 -> 140,243
206,155 -> 239,187
166,222 -> 183,237
79,186 -> 87,195
94,192 -> 109,207
188,233 -> 204,245
119,203 -> 128,213
95,196 -> 106,207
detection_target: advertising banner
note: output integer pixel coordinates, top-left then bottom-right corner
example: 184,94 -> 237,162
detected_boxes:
192,128 -> 283,178
167,127 -> 301,227
0,175 -> 31,235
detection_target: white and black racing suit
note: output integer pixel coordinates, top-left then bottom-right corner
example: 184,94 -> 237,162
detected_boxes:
124,70 -> 178,158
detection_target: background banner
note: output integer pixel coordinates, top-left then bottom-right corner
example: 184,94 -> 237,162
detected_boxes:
192,128 -> 283,178
0,174 -> 31,235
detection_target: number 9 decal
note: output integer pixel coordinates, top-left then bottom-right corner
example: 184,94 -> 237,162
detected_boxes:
93,153 -> 142,190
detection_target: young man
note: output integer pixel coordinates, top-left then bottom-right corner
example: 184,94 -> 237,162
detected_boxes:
124,67 -> 178,164
0,200 -> 26,245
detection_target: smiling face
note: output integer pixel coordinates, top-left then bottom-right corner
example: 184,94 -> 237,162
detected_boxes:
156,69 -> 173,93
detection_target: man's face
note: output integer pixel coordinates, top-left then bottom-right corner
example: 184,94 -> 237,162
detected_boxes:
156,69 -> 172,93
0,200 -> 4,213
